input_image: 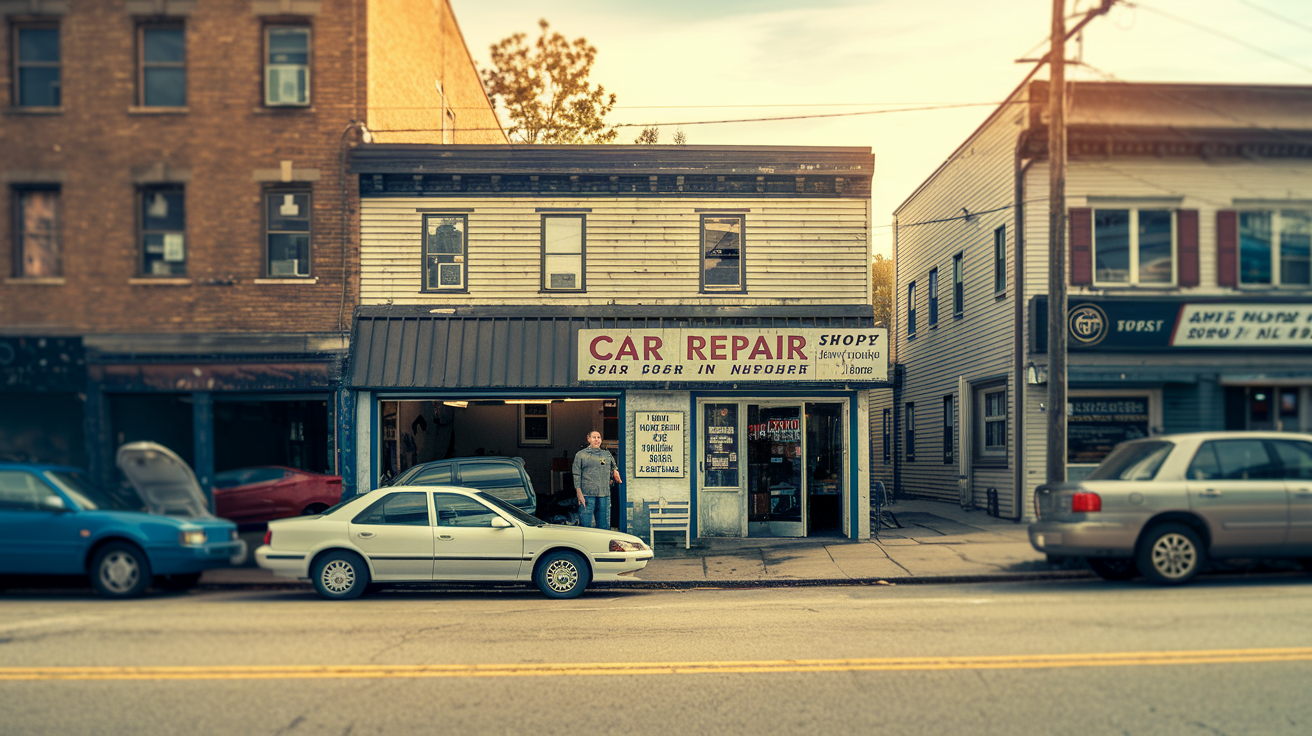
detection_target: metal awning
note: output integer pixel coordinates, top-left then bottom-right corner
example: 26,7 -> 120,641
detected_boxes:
349,306 -> 879,390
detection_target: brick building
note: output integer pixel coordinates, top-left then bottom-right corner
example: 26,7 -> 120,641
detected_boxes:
0,0 -> 504,499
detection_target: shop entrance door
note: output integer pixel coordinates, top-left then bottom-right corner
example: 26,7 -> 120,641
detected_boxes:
748,404 -> 805,537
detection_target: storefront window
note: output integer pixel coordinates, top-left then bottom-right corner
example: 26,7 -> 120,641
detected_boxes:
1067,396 -> 1149,465
703,403 -> 739,488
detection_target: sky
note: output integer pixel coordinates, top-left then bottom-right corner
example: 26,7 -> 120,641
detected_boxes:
448,0 -> 1312,259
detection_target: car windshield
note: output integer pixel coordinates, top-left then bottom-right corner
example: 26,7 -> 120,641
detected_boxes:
477,491 -> 544,527
44,471 -> 147,512
1086,440 -> 1174,481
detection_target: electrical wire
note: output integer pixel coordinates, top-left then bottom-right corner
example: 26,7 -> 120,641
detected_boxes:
1236,0 -> 1312,36
1130,2 -> 1312,76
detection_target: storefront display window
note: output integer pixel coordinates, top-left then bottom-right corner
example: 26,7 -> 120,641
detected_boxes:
1067,396 -> 1149,465
703,403 -> 739,488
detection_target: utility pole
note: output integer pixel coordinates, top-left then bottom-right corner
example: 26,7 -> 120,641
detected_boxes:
1046,0 -> 1068,485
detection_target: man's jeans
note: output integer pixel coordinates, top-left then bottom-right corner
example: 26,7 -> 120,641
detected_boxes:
581,495 -> 610,529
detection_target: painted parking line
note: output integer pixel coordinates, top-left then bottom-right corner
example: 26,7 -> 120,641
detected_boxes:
4,648 -> 1312,681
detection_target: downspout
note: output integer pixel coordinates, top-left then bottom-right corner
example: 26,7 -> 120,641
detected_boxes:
1011,135 -> 1036,522
892,215 -> 902,500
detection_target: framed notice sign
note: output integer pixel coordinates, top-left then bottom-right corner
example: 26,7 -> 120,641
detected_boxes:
635,411 -> 685,478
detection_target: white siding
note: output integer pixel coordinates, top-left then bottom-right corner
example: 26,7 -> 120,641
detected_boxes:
360,197 -> 871,306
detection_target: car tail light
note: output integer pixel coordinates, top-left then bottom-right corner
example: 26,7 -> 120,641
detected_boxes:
1071,492 -> 1101,513
263,529 -> 272,546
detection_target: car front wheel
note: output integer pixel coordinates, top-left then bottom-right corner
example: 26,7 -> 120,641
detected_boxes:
534,551 -> 590,599
1137,523 -> 1205,585
91,543 -> 152,598
1087,558 -> 1137,581
312,551 -> 370,600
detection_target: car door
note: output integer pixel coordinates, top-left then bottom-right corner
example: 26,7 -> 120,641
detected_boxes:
0,470 -> 85,574
347,491 -> 434,581
431,492 -> 524,580
216,469 -> 281,522
1272,439 -> 1312,555
1184,439 -> 1289,556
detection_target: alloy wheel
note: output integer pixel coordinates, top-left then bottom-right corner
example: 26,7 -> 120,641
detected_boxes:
99,551 -> 140,594
544,558 -> 578,593
320,559 -> 356,594
1150,532 -> 1197,579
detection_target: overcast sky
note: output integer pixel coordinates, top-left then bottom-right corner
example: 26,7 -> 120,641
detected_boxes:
449,0 -> 1312,258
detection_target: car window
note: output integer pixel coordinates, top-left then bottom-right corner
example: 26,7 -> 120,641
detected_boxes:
214,467 -> 285,488
352,491 -> 430,526
1272,440 -> 1312,481
1187,443 -> 1222,481
0,470 -> 61,511
45,471 -> 144,512
411,466 -> 452,485
458,462 -> 529,503
1210,440 -> 1281,481
1087,441 -> 1173,481
432,492 -> 498,527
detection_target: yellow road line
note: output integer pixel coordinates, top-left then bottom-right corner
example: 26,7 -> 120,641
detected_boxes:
4,648 -> 1312,681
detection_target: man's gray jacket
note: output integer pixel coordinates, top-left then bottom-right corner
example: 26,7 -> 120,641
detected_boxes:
572,446 -> 617,497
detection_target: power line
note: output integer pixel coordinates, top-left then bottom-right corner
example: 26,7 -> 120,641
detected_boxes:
1236,0 -> 1312,36
1130,2 -> 1312,76
372,101 -> 985,111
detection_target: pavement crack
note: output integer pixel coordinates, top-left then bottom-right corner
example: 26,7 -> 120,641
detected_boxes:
759,548 -> 770,575
368,625 -> 449,664
273,714 -> 306,735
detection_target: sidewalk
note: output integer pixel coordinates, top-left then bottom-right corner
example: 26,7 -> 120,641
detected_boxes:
201,499 -> 1090,589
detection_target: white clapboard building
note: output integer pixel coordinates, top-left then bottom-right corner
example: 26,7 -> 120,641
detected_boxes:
347,145 -> 887,540
886,81 -> 1312,520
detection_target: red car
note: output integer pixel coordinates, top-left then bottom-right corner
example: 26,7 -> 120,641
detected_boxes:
213,466 -> 342,525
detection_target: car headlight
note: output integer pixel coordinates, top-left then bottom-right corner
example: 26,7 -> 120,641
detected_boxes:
179,530 -> 208,546
230,529 -> 239,541
610,539 -> 648,552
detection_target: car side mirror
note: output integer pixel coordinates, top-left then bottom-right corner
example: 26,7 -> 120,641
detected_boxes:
490,516 -> 512,529
41,496 -> 70,512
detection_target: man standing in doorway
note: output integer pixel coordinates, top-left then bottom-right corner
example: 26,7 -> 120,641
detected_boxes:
573,430 -> 622,529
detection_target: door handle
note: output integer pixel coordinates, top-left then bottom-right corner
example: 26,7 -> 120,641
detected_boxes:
1199,489 -> 1221,497
437,534 -> 454,541
357,531 -> 375,538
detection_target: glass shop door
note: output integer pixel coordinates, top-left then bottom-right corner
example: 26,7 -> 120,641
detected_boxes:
747,404 -> 805,537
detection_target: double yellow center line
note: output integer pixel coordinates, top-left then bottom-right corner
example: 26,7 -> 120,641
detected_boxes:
4,648 -> 1311,681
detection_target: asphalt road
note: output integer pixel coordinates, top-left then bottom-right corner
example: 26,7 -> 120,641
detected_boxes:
2,577 -> 1311,735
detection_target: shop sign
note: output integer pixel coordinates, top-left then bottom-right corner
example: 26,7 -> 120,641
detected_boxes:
1067,397 -> 1149,465
1033,297 -> 1312,351
578,328 -> 887,382
635,411 -> 684,478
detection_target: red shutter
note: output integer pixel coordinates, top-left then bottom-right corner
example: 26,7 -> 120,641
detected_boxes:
1177,209 -> 1199,287
1069,208 -> 1093,285
1217,210 -> 1238,287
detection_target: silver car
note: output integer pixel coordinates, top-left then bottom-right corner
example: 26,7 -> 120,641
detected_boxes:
1030,431 -> 1312,585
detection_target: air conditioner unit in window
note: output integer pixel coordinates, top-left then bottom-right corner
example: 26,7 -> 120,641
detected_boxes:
549,273 -> 577,289
266,64 -> 309,106
437,263 -> 463,288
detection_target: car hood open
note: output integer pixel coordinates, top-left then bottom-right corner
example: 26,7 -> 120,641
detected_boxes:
115,441 -> 213,519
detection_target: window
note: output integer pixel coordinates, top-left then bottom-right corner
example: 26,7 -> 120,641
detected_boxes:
981,387 -> 1006,459
518,403 -> 551,446
140,186 -> 185,275
541,215 -> 584,291
952,252 -> 964,315
1238,210 -> 1311,287
138,25 -> 185,107
13,24 -> 60,107
1273,440 -> 1312,480
264,25 -> 309,106
882,408 -> 891,464
432,492 -> 498,527
906,281 -> 917,336
410,465 -> 451,485
352,491 -> 429,525
12,187 -> 60,277
423,214 -> 466,291
458,462 -> 531,506
1093,209 -> 1175,286
904,403 -> 915,462
265,190 -> 310,276
0,470 -> 59,511
1189,440 -> 1280,481
993,225 -> 1007,293
701,215 -> 744,292
943,395 -> 954,465
603,400 -> 618,441
928,268 -> 939,326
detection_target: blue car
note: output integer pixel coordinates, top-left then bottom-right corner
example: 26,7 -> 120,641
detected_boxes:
0,444 -> 242,598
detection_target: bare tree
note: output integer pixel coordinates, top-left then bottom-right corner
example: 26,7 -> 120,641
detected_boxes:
672,127 -> 688,145
634,126 -> 660,144
481,19 -> 618,144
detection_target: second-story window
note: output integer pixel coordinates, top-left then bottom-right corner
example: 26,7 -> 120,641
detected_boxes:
928,268 -> 938,326
993,225 -> 1007,293
952,252 -> 964,315
1239,210 -> 1311,288
542,215 -> 585,292
139,25 -> 186,107
13,24 -> 60,107
265,26 -> 310,106
423,214 -> 467,291
12,187 -> 61,277
907,281 -> 917,336
1094,209 -> 1175,286
265,190 -> 311,277
701,214 -> 744,292
140,186 -> 185,275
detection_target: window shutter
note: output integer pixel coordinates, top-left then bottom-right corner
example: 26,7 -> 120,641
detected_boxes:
1217,210 -> 1238,287
1177,209 -> 1199,287
1069,208 -> 1092,285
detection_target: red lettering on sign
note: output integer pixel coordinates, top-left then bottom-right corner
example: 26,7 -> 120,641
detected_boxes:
776,335 -> 784,361
787,335 -> 807,360
643,336 -> 664,361
748,336 -> 773,360
590,335 -> 614,360
731,335 -> 749,360
615,336 -> 639,360
711,335 -> 728,360
687,336 -> 707,360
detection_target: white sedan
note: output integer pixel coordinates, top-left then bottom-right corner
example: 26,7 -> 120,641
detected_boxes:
255,485 -> 652,599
